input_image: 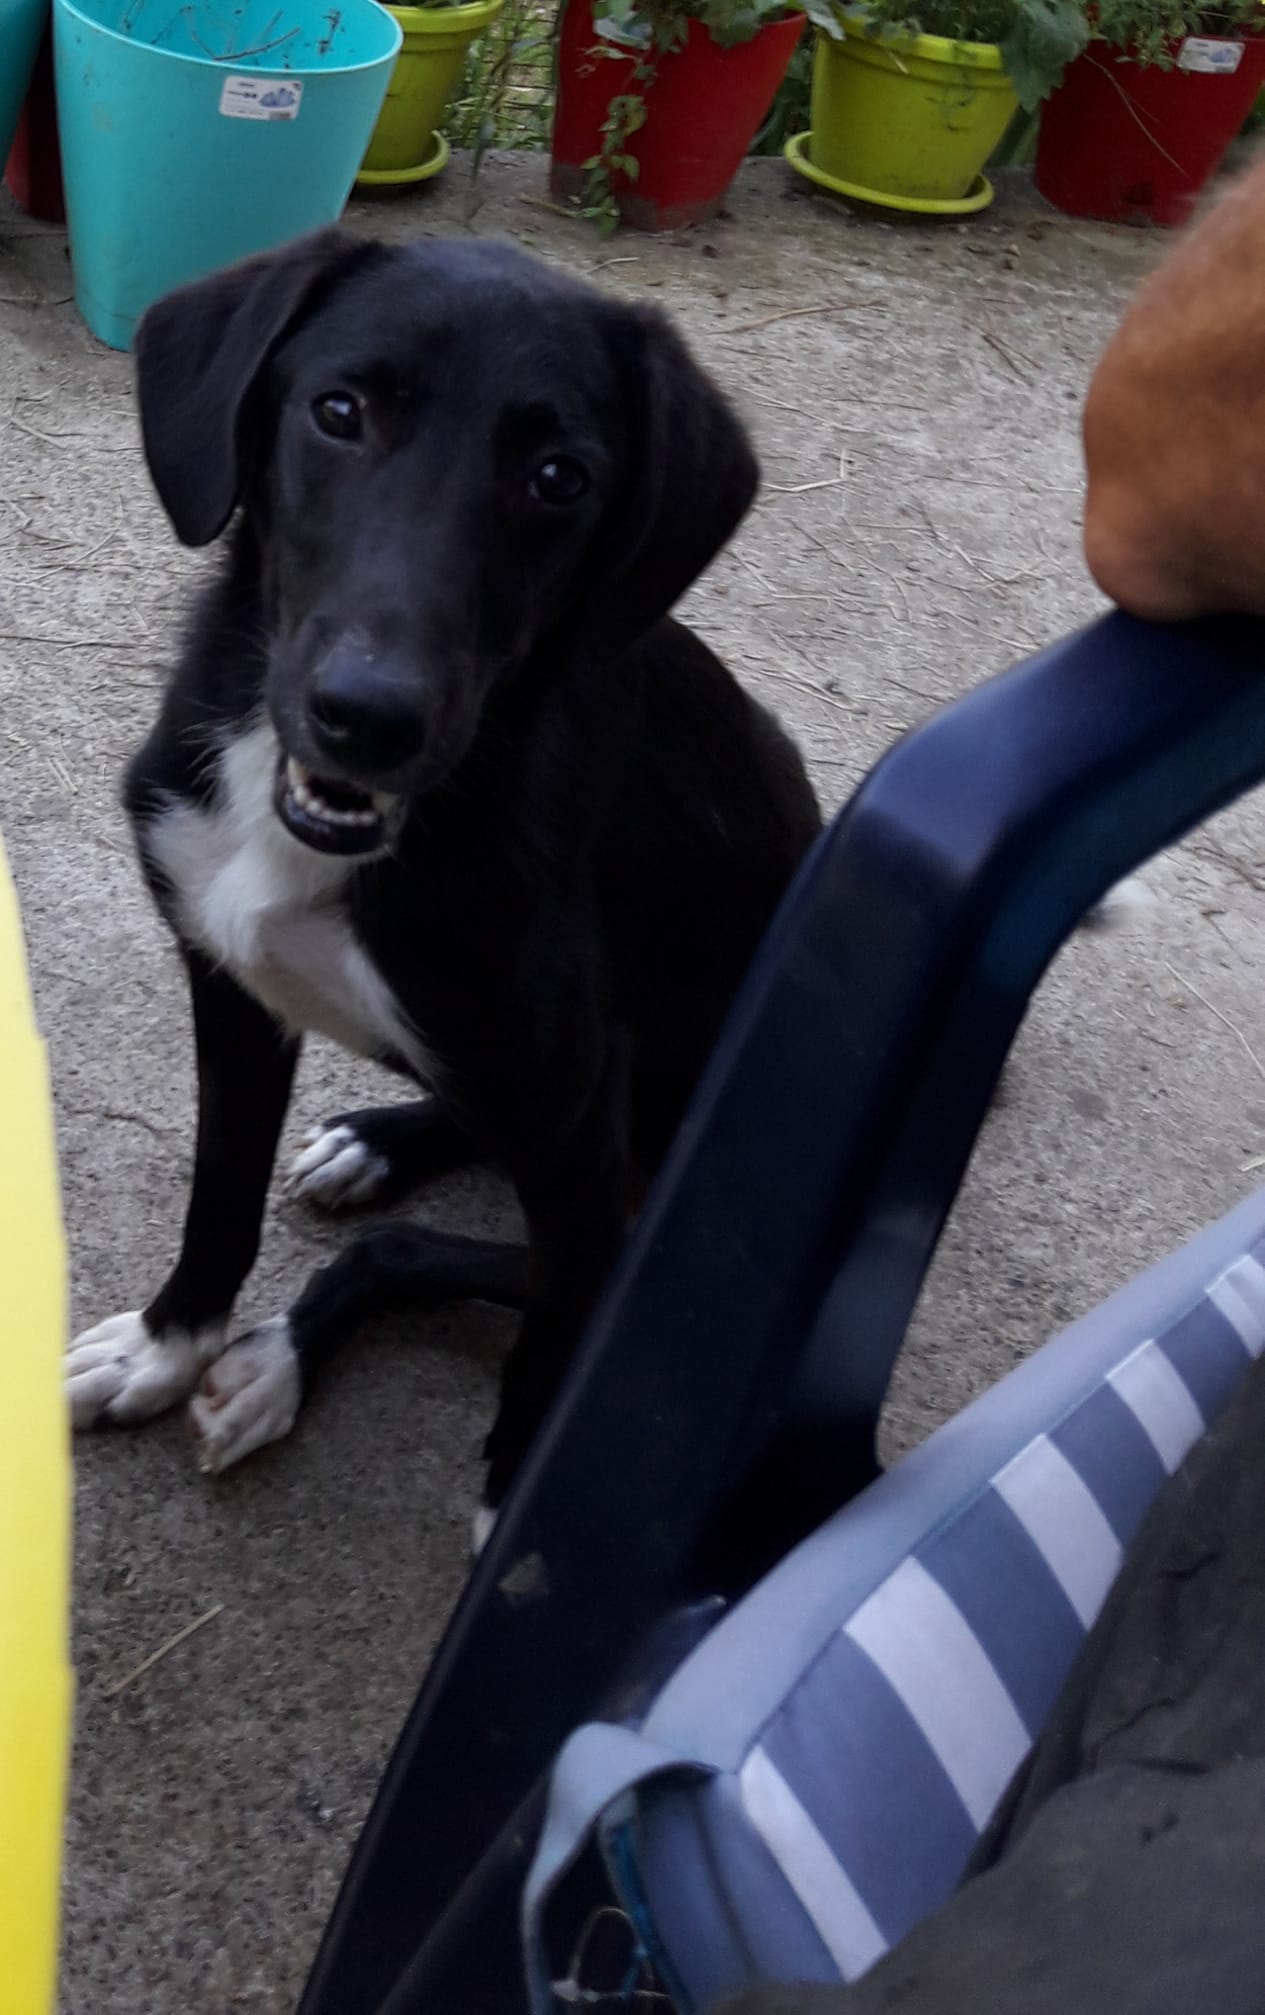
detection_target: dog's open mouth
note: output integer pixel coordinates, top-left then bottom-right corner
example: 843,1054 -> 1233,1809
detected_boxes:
276,756 -> 397,857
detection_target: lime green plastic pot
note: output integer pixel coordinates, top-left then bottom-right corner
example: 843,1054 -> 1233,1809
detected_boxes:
789,17 -> 1018,212
358,0 -> 502,184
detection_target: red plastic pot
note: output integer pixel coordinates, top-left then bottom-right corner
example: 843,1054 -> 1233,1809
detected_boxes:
550,1 -> 804,229
1036,33 -> 1265,225
4,23 -> 64,224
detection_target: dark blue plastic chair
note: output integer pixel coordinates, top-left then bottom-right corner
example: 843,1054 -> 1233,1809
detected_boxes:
297,611 -> 1265,2015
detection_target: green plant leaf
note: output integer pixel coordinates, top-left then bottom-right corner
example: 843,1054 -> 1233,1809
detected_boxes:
796,0 -> 846,35
1088,0 -> 1264,59
650,9 -> 690,49
1000,0 -> 1087,105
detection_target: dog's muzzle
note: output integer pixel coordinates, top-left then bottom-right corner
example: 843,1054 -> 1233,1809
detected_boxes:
274,755 -> 398,857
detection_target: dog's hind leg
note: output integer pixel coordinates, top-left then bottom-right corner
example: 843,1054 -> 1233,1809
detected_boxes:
286,1099 -> 478,1211
187,1223 -> 527,1474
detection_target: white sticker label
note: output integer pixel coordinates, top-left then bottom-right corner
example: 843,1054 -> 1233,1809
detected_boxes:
219,74 -> 304,120
1177,36 -> 1244,73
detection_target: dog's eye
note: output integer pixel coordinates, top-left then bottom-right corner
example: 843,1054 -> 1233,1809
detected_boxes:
311,391 -> 364,442
529,457 -> 589,507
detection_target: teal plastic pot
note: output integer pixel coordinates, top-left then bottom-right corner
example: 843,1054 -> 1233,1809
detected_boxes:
0,0 -> 48,167
53,0 -> 401,349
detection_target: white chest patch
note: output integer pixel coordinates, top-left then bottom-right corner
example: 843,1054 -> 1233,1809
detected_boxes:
146,722 -> 429,1077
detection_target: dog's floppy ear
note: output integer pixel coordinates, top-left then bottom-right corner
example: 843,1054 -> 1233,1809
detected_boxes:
589,304 -> 759,654
134,227 -> 376,547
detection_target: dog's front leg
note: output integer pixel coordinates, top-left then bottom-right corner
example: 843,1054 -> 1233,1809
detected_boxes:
67,949 -> 299,1432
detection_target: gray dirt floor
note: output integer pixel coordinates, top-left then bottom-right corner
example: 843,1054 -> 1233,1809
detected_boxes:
3,151 -> 1264,2013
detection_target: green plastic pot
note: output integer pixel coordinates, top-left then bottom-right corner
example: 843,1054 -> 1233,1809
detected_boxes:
358,0 -> 502,184
786,17 -> 1019,214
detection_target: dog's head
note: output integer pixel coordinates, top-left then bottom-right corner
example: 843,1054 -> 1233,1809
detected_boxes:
134,230 -> 758,857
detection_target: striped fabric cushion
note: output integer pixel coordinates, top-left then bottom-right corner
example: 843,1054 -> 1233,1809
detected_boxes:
525,1207 -> 1265,2014
728,1257 -> 1265,1983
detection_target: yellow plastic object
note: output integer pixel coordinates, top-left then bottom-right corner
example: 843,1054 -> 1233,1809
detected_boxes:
796,18 -> 1018,210
785,131 -> 994,212
357,0 -> 503,184
0,843 -> 71,2015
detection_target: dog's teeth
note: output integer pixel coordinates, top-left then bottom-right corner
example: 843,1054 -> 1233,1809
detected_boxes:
317,804 -> 376,829
284,755 -> 381,834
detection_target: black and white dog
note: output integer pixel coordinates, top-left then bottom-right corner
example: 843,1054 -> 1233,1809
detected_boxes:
66,230 -> 821,1529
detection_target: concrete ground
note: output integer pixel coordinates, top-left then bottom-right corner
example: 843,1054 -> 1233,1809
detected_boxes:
3,151 -> 1264,2012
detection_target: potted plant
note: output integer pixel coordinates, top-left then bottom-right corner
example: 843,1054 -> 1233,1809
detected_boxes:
357,0 -> 504,186
1035,0 -> 1265,224
785,0 -> 1082,214
54,0 -> 401,349
5,20 -> 66,222
550,0 -> 836,231
1,0 -> 47,171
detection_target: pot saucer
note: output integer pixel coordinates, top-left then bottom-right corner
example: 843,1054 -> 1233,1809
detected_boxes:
784,130 -> 994,214
356,128 -> 450,188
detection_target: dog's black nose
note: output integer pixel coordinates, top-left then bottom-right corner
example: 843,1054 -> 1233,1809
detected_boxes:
308,654 -> 426,773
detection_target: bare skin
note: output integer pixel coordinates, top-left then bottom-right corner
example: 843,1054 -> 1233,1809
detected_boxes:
1083,152 -> 1265,622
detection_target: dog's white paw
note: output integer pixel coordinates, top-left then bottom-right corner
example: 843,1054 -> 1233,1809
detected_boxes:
286,1124 -> 391,1210
1084,875 -> 1159,933
188,1318 -> 302,1475
67,1310 -> 227,1428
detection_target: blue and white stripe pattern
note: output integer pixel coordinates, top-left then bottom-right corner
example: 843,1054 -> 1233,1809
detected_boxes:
725,1243 -> 1265,1985
525,1208 -> 1265,2013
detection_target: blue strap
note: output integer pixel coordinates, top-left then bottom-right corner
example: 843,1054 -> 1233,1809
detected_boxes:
522,1721 -> 712,2011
